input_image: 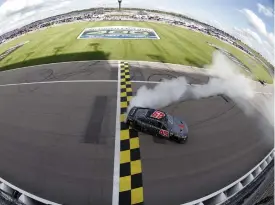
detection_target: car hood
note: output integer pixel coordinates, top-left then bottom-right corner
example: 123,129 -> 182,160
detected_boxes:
170,117 -> 188,135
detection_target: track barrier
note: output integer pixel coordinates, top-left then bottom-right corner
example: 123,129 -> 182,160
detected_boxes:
181,149 -> 274,205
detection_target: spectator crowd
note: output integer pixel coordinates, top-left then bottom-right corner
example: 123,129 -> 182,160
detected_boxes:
0,8 -> 271,70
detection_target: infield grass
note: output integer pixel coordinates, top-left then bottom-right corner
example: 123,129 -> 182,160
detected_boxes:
0,21 -> 272,83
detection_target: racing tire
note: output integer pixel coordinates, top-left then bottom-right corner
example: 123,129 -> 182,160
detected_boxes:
129,121 -> 140,131
175,136 -> 188,144
135,123 -> 142,132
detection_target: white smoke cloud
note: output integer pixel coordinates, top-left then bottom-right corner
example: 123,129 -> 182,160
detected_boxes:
128,51 -> 274,138
128,51 -> 255,110
187,52 -> 257,119
129,76 -> 188,110
252,94 -> 274,127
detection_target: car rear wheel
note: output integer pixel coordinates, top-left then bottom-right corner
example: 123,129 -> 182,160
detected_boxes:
135,123 -> 143,132
129,121 -> 141,131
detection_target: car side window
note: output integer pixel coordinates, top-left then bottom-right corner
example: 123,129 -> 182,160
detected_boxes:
162,124 -> 168,130
157,122 -> 163,129
145,118 -> 152,125
152,119 -> 158,127
147,118 -> 159,127
151,119 -> 164,129
137,117 -> 145,123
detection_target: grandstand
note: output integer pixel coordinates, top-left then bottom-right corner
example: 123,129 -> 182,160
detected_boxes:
0,8 -> 234,44
0,7 -> 273,73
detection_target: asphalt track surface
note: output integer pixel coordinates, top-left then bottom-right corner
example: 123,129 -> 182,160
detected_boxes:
0,61 -> 273,205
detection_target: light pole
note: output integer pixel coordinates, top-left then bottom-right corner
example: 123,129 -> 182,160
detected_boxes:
118,0 -> 122,11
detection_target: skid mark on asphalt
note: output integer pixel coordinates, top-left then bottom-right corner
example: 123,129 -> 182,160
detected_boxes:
129,68 -> 145,81
119,62 -> 144,205
83,96 -> 108,144
110,69 -> 118,80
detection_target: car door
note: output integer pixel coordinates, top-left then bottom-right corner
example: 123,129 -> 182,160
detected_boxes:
158,122 -> 170,138
153,120 -> 163,136
145,118 -> 159,136
135,117 -> 147,132
149,119 -> 167,137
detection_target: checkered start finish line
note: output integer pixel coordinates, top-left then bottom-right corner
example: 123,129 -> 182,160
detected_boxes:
119,62 -> 144,205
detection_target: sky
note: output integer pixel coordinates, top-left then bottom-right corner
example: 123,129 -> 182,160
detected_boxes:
0,0 -> 274,64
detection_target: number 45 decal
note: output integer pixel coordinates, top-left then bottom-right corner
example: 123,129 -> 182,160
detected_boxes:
159,129 -> 169,137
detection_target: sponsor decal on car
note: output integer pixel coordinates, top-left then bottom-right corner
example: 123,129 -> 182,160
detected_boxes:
150,111 -> 165,119
159,129 -> 169,137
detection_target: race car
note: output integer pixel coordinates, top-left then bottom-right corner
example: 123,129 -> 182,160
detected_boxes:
126,106 -> 188,144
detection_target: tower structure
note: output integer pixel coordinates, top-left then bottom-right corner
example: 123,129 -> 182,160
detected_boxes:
118,0 -> 122,11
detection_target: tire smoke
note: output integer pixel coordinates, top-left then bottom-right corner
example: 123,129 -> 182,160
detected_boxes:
129,76 -> 188,110
128,51 -> 274,139
128,51 -> 255,111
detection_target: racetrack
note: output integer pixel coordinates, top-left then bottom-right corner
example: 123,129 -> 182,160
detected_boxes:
0,61 -> 273,205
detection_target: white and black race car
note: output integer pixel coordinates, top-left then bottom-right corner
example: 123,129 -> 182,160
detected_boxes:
126,106 -> 189,144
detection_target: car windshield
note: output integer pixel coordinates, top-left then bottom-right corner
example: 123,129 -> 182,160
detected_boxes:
136,109 -> 148,117
173,117 -> 184,125
167,114 -> 174,126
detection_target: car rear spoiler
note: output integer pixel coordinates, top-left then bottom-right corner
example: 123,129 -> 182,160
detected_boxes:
128,107 -> 138,116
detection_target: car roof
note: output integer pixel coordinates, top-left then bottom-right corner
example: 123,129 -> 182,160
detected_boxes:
146,109 -> 167,121
134,106 -> 168,121
135,108 -> 149,118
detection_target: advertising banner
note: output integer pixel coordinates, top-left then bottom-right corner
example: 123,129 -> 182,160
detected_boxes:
77,26 -> 160,39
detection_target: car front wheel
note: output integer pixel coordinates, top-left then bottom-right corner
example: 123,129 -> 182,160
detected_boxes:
176,136 -> 188,144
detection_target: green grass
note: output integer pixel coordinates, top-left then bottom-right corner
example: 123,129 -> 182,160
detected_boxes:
236,40 -> 274,69
0,21 -> 272,83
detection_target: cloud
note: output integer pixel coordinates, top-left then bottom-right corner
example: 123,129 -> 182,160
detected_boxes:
233,27 -> 263,44
0,11 -> 38,34
266,32 -> 274,45
230,26 -> 274,65
206,20 -> 225,30
0,0 -> 73,35
263,40 -> 274,61
240,9 -> 267,35
0,0 -> 134,35
0,0 -> 154,35
238,8 -> 274,64
0,0 -> 44,17
257,3 -> 274,17
246,28 -> 263,44
240,8 -> 274,46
